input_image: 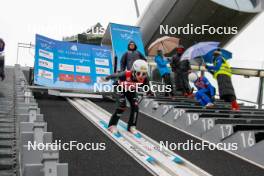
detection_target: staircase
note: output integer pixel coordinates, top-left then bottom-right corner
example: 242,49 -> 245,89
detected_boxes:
140,95 -> 264,167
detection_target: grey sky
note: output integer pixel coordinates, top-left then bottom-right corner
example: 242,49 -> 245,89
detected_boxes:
0,0 -> 263,102
0,0 -> 150,66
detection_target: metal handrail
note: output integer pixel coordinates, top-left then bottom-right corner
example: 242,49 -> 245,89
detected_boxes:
148,61 -> 264,78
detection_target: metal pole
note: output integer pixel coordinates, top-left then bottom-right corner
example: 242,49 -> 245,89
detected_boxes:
257,77 -> 264,109
16,42 -> 35,65
133,0 -> 140,18
16,44 -> 19,64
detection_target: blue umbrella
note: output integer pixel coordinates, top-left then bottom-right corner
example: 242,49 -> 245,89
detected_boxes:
181,42 -> 220,61
203,48 -> 232,63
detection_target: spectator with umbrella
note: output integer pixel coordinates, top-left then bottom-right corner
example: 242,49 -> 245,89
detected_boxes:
154,49 -> 174,97
181,42 -> 239,110
148,36 -> 179,56
148,36 -> 179,97
170,45 -> 192,96
205,48 -> 240,111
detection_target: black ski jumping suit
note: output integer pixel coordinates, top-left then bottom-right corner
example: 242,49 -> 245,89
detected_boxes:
106,70 -> 147,131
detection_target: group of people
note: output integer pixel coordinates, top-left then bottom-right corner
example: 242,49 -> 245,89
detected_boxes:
155,46 -> 240,111
155,45 -> 192,97
0,38 -> 241,137
102,40 -> 240,135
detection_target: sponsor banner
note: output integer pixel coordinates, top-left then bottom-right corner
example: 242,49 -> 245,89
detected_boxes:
59,74 -> 75,82
39,49 -> 54,60
34,34 -> 113,90
38,69 -> 53,79
59,63 -> 74,72
76,75 -> 91,83
76,65 -> 90,73
96,67 -> 110,75
39,59 -> 53,69
95,58 -> 109,66
108,23 -> 145,71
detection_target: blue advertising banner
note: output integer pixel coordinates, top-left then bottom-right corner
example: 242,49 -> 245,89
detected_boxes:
109,23 -> 145,71
34,34 -> 113,91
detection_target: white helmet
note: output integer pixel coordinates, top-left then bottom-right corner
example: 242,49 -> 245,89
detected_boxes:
188,72 -> 198,83
131,60 -> 149,73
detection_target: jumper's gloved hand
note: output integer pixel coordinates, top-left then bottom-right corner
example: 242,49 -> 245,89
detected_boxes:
146,91 -> 154,97
209,71 -> 215,75
211,96 -> 215,103
99,77 -> 108,82
0,67 -> 5,81
0,72 -> 5,81
204,65 -> 215,75
204,64 -> 215,75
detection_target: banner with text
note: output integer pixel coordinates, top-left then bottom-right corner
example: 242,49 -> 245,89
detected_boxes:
34,34 -> 113,91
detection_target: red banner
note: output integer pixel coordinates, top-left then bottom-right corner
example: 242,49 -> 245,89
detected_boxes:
59,74 -> 74,82
76,75 -> 91,83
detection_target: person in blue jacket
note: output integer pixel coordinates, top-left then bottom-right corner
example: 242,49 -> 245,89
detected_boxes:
188,72 -> 215,107
154,50 -> 174,96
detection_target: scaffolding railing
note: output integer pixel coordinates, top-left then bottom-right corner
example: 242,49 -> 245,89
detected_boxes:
148,61 -> 264,109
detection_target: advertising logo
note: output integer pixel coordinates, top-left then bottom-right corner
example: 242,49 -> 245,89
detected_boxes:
76,65 -> 91,73
76,75 -> 91,83
59,64 -> 74,72
38,69 -> 53,79
59,74 -> 74,82
70,45 -> 78,51
39,59 -> 53,69
39,49 -> 54,60
96,67 -> 110,75
95,58 -> 109,66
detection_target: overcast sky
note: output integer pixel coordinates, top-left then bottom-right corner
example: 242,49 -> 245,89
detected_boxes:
0,0 -> 263,102
0,0 -> 150,66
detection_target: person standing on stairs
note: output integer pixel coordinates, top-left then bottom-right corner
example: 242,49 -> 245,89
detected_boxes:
170,45 -> 192,96
154,49 -> 174,97
205,49 -> 240,111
